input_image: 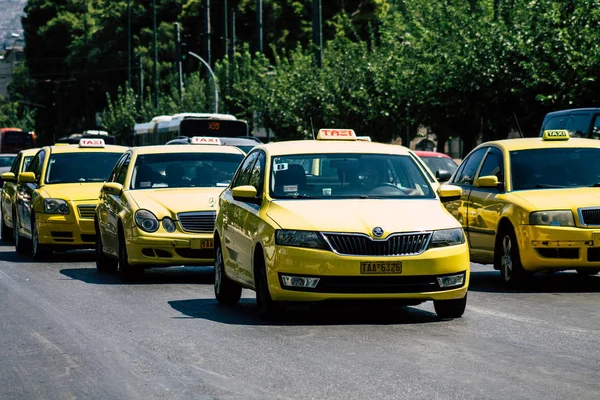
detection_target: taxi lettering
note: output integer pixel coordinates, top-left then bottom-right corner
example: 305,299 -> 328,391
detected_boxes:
316,129 -> 357,140
191,136 -> 221,145
79,138 -> 105,148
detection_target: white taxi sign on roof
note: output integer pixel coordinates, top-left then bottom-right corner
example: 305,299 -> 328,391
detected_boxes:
191,136 -> 221,145
79,138 -> 105,148
542,130 -> 570,141
316,129 -> 357,141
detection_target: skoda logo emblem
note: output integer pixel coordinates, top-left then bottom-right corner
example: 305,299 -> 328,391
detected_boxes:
372,227 -> 384,237
208,197 -> 215,207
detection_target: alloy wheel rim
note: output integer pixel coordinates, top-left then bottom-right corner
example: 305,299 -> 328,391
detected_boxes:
501,235 -> 513,281
214,247 -> 222,294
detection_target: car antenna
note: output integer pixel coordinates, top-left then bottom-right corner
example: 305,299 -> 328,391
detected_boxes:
310,117 -> 316,140
513,112 -> 524,138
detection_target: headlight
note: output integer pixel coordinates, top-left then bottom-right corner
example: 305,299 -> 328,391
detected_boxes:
162,217 -> 176,233
529,210 -> 574,227
135,209 -> 159,233
275,230 -> 330,250
429,228 -> 465,248
44,199 -> 69,215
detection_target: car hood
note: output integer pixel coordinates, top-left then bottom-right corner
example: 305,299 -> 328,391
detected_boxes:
266,199 -> 459,236
41,183 -> 104,202
511,188 -> 600,210
129,187 -> 224,219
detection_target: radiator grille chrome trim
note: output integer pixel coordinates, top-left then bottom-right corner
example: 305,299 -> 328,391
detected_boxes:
578,207 -> 600,227
178,211 -> 216,233
322,231 -> 432,256
77,205 -> 97,220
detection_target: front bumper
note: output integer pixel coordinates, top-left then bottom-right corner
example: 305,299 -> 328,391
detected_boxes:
37,213 -> 96,248
126,230 -> 214,267
519,225 -> 600,271
266,243 -> 470,302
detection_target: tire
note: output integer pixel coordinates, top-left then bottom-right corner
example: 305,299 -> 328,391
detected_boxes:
31,215 -> 51,260
13,208 -> 29,255
95,222 -> 118,273
495,226 -> 531,289
214,242 -> 242,305
255,254 -> 284,319
1,214 -> 12,242
434,294 -> 467,319
118,227 -> 141,281
576,268 -> 600,276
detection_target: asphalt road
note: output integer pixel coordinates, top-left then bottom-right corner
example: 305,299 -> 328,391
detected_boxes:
0,240 -> 599,400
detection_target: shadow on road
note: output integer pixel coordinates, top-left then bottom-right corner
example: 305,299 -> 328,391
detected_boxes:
0,245 -> 96,264
168,298 -> 444,326
469,269 -> 600,293
60,266 -> 215,285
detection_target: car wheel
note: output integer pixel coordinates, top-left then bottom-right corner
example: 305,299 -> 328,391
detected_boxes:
31,215 -> 51,260
95,222 -> 118,273
118,227 -> 141,281
214,242 -> 242,305
576,268 -> 600,276
1,213 -> 12,242
255,254 -> 284,319
496,227 -> 530,289
14,208 -> 29,255
433,294 -> 467,319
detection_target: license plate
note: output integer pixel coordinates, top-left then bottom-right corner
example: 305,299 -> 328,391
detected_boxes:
191,239 -> 214,249
360,262 -> 402,274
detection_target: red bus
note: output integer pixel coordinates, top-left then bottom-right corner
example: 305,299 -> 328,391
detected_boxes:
0,128 -> 37,154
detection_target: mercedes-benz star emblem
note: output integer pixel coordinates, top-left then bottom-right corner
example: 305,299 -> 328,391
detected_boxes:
208,197 -> 215,207
372,227 -> 384,237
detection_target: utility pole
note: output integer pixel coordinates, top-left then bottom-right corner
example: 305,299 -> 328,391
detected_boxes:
203,0 -> 211,68
256,0 -> 263,54
138,54 -> 144,103
229,9 -> 236,61
174,23 -> 183,101
83,0 -> 90,128
312,0 -> 323,68
152,0 -> 159,109
223,0 -> 229,60
127,0 -> 132,89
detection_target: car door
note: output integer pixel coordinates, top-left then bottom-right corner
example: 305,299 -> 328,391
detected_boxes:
221,152 -> 259,280
2,153 -> 21,226
99,152 -> 130,254
17,150 -> 46,238
466,147 -> 505,262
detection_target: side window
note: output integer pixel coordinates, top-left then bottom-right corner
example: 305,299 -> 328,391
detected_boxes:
10,154 -> 21,174
114,153 -> 131,186
565,113 -> 592,138
27,150 -> 45,178
590,115 -> 600,140
453,148 -> 487,186
543,116 -> 567,131
108,153 -> 127,183
247,151 -> 266,193
477,148 -> 504,182
231,152 -> 258,188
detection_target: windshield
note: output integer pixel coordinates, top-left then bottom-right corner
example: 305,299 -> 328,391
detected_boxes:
131,152 -> 244,189
421,157 -> 458,175
46,152 -> 123,184
270,153 -> 434,199
511,148 -> 600,190
0,155 -> 16,167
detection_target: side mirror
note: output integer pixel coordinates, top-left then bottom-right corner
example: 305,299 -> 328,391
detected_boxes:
232,185 -> 260,203
475,175 -> 500,189
438,184 -> 462,202
102,182 -> 123,196
1,172 -> 15,183
435,170 -> 452,182
18,172 -> 37,184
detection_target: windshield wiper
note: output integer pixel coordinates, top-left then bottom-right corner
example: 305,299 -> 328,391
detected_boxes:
534,184 -> 567,189
590,183 -> 600,187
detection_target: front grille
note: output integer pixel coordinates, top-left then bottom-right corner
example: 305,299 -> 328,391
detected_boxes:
178,211 -> 216,233
536,248 -> 579,259
580,208 -> 600,226
588,248 -> 600,262
323,232 -> 431,256
78,205 -> 97,220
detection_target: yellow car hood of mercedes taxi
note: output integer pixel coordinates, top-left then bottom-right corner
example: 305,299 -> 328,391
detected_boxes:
266,198 -> 459,236
129,187 -> 225,219
510,188 -> 600,211
41,182 -> 105,202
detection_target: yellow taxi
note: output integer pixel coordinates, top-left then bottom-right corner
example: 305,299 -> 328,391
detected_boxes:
95,138 -> 245,280
443,130 -> 600,287
14,139 -> 127,258
1,148 -> 38,241
214,129 -> 470,319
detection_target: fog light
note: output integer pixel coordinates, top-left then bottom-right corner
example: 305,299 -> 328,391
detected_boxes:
281,275 -> 320,289
437,273 -> 465,288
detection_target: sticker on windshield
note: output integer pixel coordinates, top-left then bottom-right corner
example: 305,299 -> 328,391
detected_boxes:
274,163 -> 289,172
140,181 -> 151,188
322,188 -> 332,196
283,185 -> 298,193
